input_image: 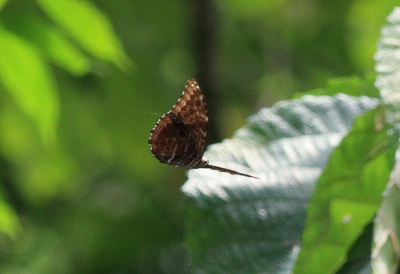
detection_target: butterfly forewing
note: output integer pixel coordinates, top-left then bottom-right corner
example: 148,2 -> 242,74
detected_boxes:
170,79 -> 208,160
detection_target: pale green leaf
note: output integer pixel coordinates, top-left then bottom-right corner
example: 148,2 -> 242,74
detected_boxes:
0,0 -> 8,11
16,18 -> 92,76
36,0 -> 131,71
0,27 -> 59,146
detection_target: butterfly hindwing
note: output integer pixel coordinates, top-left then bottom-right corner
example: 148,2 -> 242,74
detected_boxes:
149,112 -> 199,166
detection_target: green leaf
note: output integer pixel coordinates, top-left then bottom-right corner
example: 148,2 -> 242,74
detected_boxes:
36,0 -> 132,71
335,223 -> 373,274
182,88 -> 379,273
294,75 -> 379,98
15,17 -> 92,76
0,27 -> 59,147
0,0 -> 8,11
0,193 -> 20,238
294,108 -> 397,274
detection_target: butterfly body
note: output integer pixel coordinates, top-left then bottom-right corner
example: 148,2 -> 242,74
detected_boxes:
148,79 -> 258,179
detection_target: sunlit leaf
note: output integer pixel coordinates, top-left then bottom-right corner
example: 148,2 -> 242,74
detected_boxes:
372,7 -> 400,274
183,87 -> 379,273
375,7 -> 400,126
36,0 -> 131,71
0,27 -> 59,147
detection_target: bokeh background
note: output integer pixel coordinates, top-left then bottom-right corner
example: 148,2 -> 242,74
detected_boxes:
0,0 -> 397,273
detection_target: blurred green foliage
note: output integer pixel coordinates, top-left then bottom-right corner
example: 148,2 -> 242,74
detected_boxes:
0,0 -> 397,273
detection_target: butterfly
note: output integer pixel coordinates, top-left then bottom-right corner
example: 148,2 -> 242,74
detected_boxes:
148,78 -> 258,179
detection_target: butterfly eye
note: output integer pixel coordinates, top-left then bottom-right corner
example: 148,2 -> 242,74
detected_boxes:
166,146 -> 171,151
179,130 -> 186,138
188,107 -> 194,116
194,99 -> 201,107
167,138 -> 173,144
182,112 -> 189,120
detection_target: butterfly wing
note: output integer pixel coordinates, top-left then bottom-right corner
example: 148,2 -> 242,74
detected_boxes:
170,78 -> 209,162
148,113 -> 195,166
149,78 -> 258,179
148,79 -> 208,167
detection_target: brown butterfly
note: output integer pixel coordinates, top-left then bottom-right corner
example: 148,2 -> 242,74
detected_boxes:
148,78 -> 258,179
